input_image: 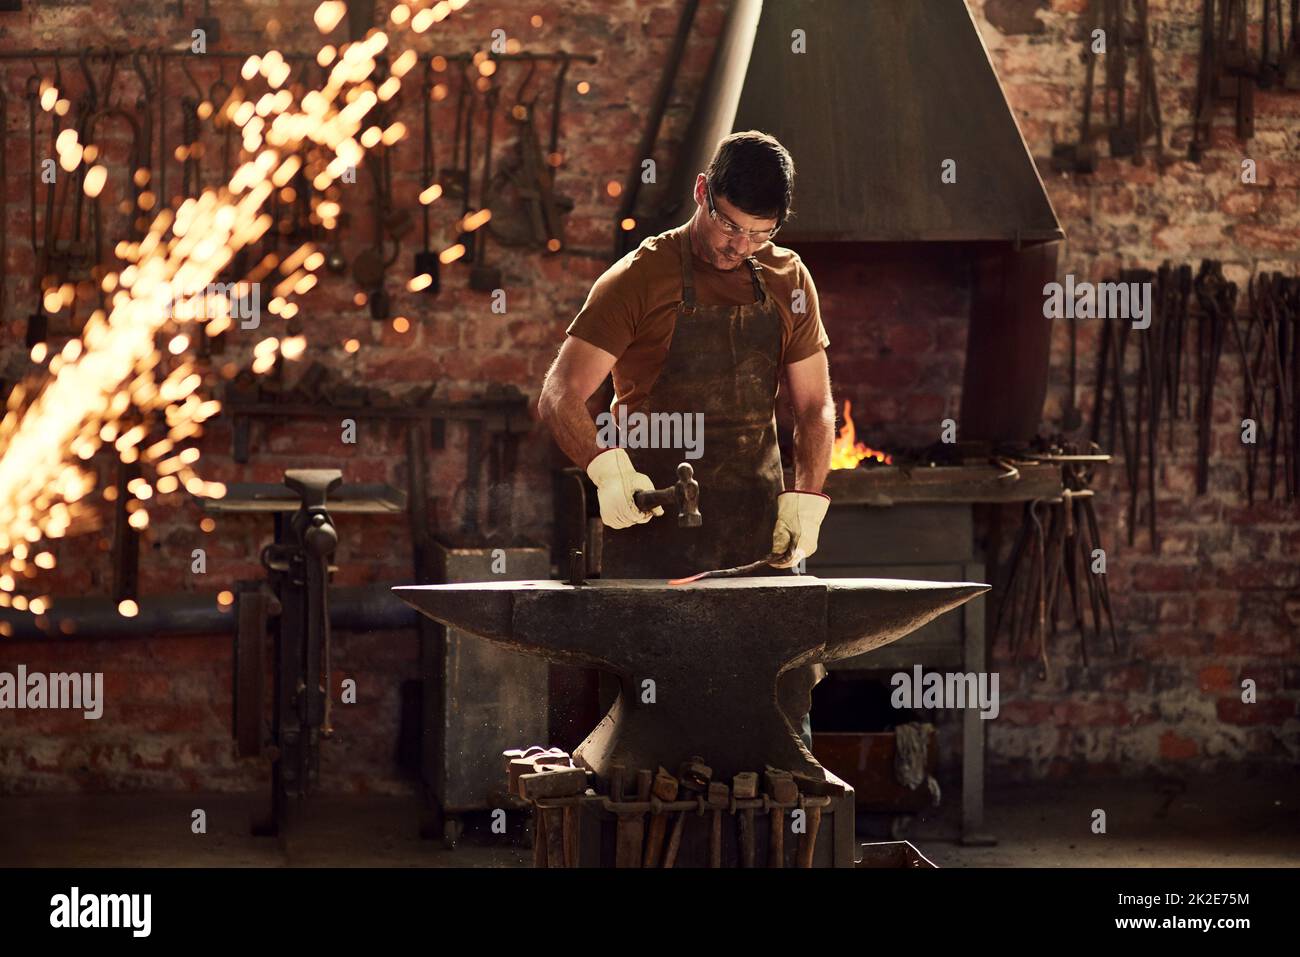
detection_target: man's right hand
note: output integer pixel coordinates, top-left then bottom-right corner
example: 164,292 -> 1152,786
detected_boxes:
586,448 -> 663,529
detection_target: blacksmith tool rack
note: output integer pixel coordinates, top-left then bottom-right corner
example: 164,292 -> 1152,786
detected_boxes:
1086,257 -> 1297,553
1,46 -> 592,356
990,443 -> 1117,677
221,365 -> 529,536
1057,1 -> 1300,170
1190,0 -> 1300,159
507,748 -> 838,868
1088,262 -> 1200,551
1053,0 -> 1168,173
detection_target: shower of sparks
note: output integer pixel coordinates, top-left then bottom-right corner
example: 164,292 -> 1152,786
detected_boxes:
0,0 -> 486,623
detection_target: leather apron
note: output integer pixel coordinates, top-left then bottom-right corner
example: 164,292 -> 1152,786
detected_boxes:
601,224 -> 787,579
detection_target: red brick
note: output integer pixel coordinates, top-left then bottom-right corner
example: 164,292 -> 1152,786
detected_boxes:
1213,629 -> 1293,657
1053,699 -> 1132,726
996,699 -> 1054,726
1159,731 -> 1199,760
1198,665 -> 1234,692
1195,593 -> 1240,631
1101,664 -> 1152,692
1216,697 -> 1297,725
1131,562 -> 1197,592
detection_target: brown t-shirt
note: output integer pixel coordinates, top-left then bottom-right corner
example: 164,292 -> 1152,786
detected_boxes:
566,222 -> 829,412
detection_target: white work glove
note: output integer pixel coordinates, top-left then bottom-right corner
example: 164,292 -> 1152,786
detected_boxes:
770,491 -> 831,569
586,448 -> 663,530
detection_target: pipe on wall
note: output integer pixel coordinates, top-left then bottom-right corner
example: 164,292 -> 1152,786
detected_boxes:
0,583 -> 420,642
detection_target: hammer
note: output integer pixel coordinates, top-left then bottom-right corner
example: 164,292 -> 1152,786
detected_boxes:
733,772 -> 759,868
632,462 -> 701,527
663,757 -> 711,868
764,767 -> 798,868
642,766 -> 678,868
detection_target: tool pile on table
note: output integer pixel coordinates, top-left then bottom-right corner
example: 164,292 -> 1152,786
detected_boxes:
504,747 -> 839,868
992,441 -> 1118,677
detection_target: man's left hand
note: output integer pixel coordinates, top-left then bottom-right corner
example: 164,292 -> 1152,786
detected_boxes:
770,491 -> 831,569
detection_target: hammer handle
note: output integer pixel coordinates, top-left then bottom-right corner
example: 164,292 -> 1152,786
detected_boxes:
796,805 -> 823,868
633,487 -> 677,512
769,808 -> 784,868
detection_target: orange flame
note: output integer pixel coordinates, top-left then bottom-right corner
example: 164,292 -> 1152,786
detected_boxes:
830,399 -> 893,469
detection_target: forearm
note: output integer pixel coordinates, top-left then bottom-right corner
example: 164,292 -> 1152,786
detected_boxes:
792,400 -> 835,493
539,389 -> 605,469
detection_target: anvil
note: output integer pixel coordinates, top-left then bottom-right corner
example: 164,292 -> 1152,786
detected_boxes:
394,576 -> 988,785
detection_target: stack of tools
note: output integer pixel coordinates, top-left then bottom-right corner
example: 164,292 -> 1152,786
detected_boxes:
504,750 -> 838,868
1053,0 -> 1167,173
1238,273 -> 1298,503
992,441 -> 1119,677
1088,262 -> 1196,551
505,746 -> 589,868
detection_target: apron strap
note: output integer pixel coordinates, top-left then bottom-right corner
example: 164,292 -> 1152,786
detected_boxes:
745,257 -> 767,304
678,224 -> 697,312
680,223 -> 770,308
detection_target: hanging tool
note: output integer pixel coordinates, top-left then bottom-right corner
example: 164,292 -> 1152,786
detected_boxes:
454,66 -> 477,264
1285,0 -> 1300,88
1193,260 -> 1231,494
1189,0 -> 1218,160
413,56 -> 441,294
541,53 -> 573,246
487,59 -> 545,247
179,57 -> 203,198
1105,0 -> 1136,157
469,83 -> 501,292
353,132 -> 400,320
1260,0 -> 1285,88
24,69 -> 45,348
194,0 -> 221,44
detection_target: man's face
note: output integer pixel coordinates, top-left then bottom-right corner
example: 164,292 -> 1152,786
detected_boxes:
692,174 -> 780,271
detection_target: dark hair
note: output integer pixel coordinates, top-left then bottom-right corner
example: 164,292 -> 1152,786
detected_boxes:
705,130 -> 795,226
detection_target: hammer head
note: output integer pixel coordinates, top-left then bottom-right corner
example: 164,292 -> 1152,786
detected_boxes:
674,462 -> 701,527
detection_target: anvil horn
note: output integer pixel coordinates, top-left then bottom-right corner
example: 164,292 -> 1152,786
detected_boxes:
824,579 -> 991,662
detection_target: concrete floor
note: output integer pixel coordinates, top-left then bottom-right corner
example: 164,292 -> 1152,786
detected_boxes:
2,771 -> 1296,867
907,770 -> 1300,868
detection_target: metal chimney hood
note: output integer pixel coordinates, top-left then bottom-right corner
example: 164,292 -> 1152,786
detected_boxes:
666,0 -> 1064,245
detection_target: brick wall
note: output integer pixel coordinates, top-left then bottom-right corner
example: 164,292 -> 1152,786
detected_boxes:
969,0 -> 1299,777
0,0 -> 1295,793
